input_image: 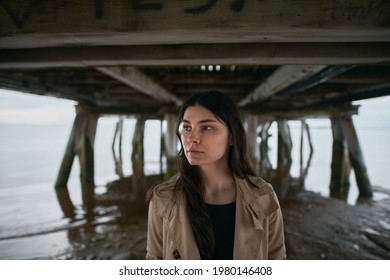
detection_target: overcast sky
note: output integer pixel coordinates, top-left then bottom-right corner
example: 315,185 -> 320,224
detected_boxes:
0,88 -> 389,128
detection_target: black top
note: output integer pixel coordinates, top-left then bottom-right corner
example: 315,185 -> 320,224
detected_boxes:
205,201 -> 236,260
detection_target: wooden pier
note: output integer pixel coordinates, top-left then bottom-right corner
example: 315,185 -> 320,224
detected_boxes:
0,0 -> 389,218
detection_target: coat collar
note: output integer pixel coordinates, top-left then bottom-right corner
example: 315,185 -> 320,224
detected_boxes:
234,175 -> 280,220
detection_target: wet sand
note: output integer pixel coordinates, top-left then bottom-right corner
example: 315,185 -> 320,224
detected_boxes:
18,176 -> 390,260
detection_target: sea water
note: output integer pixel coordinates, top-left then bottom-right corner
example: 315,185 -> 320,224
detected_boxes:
0,100 -> 389,259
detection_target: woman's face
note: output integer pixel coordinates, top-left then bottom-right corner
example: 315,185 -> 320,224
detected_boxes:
180,105 -> 231,167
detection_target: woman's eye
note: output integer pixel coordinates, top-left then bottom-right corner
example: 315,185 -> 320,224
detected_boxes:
182,125 -> 191,132
201,126 -> 213,131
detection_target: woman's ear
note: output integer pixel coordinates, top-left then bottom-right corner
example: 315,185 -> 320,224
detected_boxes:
229,135 -> 233,145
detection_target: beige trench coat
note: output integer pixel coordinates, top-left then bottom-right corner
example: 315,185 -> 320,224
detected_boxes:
146,174 -> 286,260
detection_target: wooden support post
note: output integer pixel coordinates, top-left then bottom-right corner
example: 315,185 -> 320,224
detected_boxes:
275,119 -> 293,199
330,117 -> 351,200
160,119 -> 165,175
340,116 -> 373,197
245,114 -> 259,169
258,121 -> 272,177
54,110 -> 98,218
298,120 -> 314,189
112,118 -> 124,178
131,116 -> 146,194
54,113 -> 79,218
277,120 -> 293,166
78,112 -> 98,214
164,113 -> 178,179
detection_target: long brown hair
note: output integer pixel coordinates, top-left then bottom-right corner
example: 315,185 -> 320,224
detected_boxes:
176,91 -> 255,259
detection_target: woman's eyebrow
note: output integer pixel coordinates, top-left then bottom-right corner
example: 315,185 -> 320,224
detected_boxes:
182,119 -> 218,124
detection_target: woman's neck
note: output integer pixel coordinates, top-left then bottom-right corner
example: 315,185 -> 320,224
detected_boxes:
199,164 -> 236,205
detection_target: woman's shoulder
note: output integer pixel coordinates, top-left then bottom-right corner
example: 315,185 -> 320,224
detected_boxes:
243,175 -> 275,196
237,175 -> 281,218
147,174 -> 182,218
152,174 -> 179,193
148,174 -> 180,202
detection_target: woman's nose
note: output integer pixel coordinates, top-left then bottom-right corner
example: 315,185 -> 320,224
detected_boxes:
187,130 -> 200,143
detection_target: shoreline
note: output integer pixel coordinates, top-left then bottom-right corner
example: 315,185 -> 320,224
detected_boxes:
1,177 -> 389,260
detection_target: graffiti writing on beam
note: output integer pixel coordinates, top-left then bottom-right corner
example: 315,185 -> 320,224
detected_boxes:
1,0 -> 386,29
0,0 -> 39,28
132,0 -> 246,13
0,0 -> 246,28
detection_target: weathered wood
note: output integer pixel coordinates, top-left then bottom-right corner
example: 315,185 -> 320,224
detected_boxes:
112,118 -> 124,178
1,42 -> 389,70
1,0 -> 388,47
258,121 -> 272,176
54,113 -> 79,218
305,82 -> 390,106
54,110 -> 98,217
242,104 -> 359,119
163,113 -> 178,178
277,120 -> 293,166
131,116 -> 145,175
238,65 -> 326,106
330,118 -> 351,199
299,121 -> 312,175
340,117 -> 373,197
96,67 -> 182,105
298,120 -> 314,190
275,120 -> 293,199
78,112 -> 98,213
245,114 -> 259,164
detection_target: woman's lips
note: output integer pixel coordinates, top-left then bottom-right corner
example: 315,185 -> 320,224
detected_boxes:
187,149 -> 203,154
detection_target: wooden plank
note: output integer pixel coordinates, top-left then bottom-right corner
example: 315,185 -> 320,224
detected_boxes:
238,65 -> 327,106
0,42 -> 389,69
96,66 -> 182,105
0,0 -> 389,48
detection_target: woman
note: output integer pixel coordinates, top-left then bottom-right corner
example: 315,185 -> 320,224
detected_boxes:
146,91 -> 286,260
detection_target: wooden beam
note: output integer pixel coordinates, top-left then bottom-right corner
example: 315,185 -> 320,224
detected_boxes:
304,82 -> 390,106
0,0 -> 389,48
238,65 -> 327,106
242,104 -> 359,120
0,43 -> 389,69
96,66 -> 182,105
